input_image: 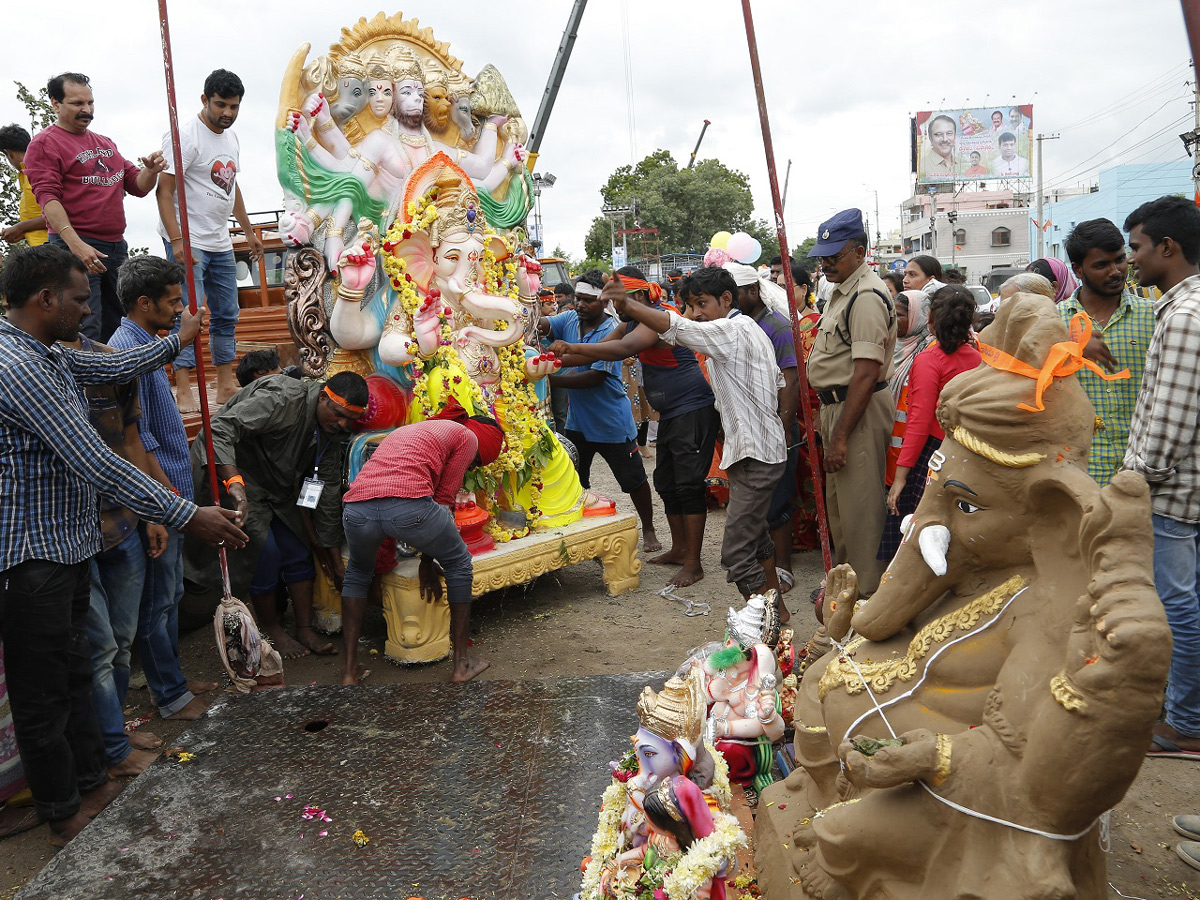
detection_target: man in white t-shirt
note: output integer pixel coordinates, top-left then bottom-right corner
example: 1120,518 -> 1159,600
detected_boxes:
157,69 -> 263,409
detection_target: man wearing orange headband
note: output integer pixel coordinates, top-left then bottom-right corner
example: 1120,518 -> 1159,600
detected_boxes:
190,370 -> 367,660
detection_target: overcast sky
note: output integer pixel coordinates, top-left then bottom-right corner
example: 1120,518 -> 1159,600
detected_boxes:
1,0 -> 1192,260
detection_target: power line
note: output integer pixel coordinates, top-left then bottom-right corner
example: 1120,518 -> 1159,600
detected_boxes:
1043,112 -> 1190,192
1041,96 -> 1189,190
1056,61 -> 1190,133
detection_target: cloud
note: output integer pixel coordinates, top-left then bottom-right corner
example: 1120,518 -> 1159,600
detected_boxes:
1,0 -> 1190,261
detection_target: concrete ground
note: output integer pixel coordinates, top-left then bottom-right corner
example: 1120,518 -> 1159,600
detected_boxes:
2,454 -> 1197,899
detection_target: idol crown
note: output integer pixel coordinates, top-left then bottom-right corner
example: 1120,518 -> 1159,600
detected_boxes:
636,669 -> 705,748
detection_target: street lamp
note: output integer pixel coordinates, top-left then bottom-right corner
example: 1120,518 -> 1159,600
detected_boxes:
601,202 -> 635,267
531,172 -> 557,255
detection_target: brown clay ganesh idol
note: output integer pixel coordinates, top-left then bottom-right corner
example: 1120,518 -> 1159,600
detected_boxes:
755,294 -> 1170,899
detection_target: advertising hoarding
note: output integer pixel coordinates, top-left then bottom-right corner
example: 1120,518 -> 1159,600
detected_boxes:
915,105 -> 1033,184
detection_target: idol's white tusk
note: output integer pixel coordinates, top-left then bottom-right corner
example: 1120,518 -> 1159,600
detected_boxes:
918,524 -> 951,577
901,514 -> 915,540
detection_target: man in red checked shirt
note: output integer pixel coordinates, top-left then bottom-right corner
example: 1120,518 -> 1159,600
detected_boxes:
339,399 -> 505,684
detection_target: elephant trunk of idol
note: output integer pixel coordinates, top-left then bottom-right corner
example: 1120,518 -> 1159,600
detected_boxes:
453,289 -> 520,348
853,522 -> 953,642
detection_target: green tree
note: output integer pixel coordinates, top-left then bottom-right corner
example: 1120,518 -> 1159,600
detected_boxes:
582,150 -> 768,264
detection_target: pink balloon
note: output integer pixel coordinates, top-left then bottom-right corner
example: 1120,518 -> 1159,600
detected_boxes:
725,232 -> 754,262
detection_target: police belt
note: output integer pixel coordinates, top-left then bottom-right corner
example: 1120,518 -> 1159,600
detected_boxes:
816,381 -> 888,405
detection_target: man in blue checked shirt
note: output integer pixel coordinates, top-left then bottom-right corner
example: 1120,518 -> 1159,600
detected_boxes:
111,256 -> 220,725
0,244 -> 245,847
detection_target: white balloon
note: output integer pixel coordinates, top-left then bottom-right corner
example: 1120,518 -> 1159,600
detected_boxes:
737,238 -> 763,264
725,231 -> 754,261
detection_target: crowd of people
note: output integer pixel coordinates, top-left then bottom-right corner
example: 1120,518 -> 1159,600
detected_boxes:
2,64 -> 1200,873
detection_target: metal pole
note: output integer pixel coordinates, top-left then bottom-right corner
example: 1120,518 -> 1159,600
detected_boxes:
1181,2 -> 1200,87
157,0 -> 231,582
1194,78 -> 1200,201
781,159 -> 792,212
738,0 -> 832,572
529,0 -> 588,155
1036,133 -> 1045,259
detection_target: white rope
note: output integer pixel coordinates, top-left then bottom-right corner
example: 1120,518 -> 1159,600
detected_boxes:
1108,883 -> 1151,900
829,586 -> 1107,843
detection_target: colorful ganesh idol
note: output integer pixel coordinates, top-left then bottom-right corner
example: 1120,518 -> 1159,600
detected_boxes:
581,669 -> 735,900
691,592 -> 785,797
754,294 -> 1170,900
329,152 -> 585,538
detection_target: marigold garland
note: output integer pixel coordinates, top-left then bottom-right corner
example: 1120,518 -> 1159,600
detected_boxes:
579,743 -> 740,900
379,186 -> 554,539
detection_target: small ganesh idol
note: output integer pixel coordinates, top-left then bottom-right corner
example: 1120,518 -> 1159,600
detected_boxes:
600,775 -> 746,900
693,592 -> 785,796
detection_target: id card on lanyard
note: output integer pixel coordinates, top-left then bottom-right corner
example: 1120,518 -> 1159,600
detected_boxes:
297,427 -> 327,510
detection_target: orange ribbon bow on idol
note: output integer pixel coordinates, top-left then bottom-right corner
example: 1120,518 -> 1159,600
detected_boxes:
978,312 -> 1130,412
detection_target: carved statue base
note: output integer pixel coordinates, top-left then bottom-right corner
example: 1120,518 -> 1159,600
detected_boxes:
310,514 -> 642,663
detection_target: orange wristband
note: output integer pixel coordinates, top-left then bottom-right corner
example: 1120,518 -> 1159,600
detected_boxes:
223,474 -> 245,491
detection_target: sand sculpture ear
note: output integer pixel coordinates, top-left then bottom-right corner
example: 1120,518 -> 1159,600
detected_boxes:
1027,463 -> 1100,598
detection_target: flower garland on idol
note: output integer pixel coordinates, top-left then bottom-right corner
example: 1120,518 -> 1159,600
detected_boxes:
580,744 -> 737,900
380,189 -> 551,542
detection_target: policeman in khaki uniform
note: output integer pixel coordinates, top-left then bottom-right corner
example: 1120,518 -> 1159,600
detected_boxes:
806,209 -> 897,596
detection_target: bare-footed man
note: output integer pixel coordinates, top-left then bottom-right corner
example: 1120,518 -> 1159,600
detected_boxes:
339,402 -> 504,685
605,266 -> 788,610
537,272 -> 662,554
0,245 -> 246,850
549,270 -> 718,590
193,370 -> 368,662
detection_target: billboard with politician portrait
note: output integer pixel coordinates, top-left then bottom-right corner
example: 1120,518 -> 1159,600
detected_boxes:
914,105 -> 1033,184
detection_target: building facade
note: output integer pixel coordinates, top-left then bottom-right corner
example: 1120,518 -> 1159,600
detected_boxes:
1031,161 -> 1194,262
899,188 -> 1032,285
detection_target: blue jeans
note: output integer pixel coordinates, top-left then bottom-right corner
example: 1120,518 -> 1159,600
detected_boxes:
250,517 -> 316,595
49,234 -> 128,341
137,528 -> 194,718
86,530 -> 146,766
164,241 -> 240,368
1153,513 -> 1200,737
342,497 -> 472,602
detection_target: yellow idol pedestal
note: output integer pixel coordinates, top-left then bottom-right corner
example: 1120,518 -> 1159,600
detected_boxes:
310,513 -> 643,664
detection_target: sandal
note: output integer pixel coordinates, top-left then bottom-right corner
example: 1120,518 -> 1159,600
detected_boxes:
0,805 -> 41,841
1148,732 -> 1200,760
776,568 -> 795,593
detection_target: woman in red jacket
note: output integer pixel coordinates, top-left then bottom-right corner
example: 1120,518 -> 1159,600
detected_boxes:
878,285 -> 981,560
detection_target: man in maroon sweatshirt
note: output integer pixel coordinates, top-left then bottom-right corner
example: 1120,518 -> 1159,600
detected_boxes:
24,72 -> 166,340
339,400 -> 505,685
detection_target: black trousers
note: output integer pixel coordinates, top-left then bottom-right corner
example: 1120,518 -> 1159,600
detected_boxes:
0,559 -> 108,821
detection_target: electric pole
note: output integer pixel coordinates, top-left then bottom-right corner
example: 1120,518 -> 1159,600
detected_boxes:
1035,132 -> 1060,259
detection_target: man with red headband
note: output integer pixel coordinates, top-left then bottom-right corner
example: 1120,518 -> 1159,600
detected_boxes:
190,371 -> 367,659
339,399 -> 504,684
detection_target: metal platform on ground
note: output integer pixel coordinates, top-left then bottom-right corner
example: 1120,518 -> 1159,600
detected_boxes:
17,673 -> 669,900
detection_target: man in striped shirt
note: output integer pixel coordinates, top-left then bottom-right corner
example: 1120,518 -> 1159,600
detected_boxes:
0,244 -> 245,845
604,266 -> 788,615
1122,196 -> 1200,763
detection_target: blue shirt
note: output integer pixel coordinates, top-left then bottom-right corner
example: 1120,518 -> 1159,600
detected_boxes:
108,318 -> 195,500
548,310 -> 636,443
0,318 -> 195,572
